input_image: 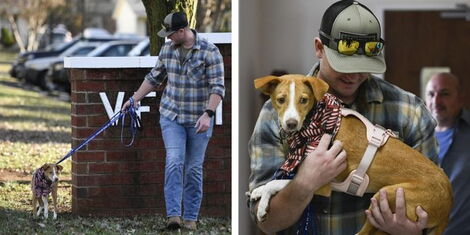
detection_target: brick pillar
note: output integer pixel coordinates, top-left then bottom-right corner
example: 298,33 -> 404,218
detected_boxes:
69,43 -> 231,217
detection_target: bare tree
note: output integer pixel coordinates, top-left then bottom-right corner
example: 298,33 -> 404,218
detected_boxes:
196,0 -> 231,33
141,0 -> 198,55
2,0 -> 64,52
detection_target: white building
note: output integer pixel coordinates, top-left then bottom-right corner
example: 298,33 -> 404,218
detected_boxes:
112,0 -> 147,36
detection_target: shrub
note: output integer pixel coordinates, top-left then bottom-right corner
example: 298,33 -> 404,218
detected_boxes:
1,27 -> 15,48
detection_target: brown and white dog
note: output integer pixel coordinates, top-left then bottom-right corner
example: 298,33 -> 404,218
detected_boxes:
250,74 -> 452,235
31,163 -> 63,219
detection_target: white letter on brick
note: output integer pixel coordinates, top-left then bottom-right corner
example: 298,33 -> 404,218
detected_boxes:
100,92 -> 125,125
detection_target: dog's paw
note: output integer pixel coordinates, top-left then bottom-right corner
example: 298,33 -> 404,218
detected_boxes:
36,207 -> 43,217
53,212 -> 57,220
256,194 -> 269,222
250,185 -> 266,201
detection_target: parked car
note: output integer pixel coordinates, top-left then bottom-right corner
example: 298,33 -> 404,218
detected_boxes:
47,40 -> 139,92
113,33 -> 146,42
127,38 -> 150,56
9,28 -> 114,79
24,41 -> 103,90
87,40 -> 139,57
46,60 -> 68,91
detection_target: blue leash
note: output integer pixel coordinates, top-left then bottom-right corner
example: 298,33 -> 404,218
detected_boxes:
56,98 -> 141,165
120,98 -> 142,147
273,169 -> 319,235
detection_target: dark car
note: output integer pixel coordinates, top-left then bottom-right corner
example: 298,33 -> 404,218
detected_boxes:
9,28 -> 116,80
47,40 -> 139,92
25,42 -> 103,90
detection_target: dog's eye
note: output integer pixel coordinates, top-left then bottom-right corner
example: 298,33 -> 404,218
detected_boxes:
277,97 -> 285,104
299,98 -> 308,104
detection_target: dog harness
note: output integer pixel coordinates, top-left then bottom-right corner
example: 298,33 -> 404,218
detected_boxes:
330,108 -> 397,196
276,93 -> 397,196
34,169 -> 53,198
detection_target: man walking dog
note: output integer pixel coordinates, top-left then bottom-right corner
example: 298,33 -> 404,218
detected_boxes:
122,12 -> 225,230
248,1 -> 438,234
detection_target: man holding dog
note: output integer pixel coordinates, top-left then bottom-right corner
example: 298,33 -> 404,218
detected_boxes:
122,12 -> 225,230
248,0 -> 437,234
426,72 -> 470,235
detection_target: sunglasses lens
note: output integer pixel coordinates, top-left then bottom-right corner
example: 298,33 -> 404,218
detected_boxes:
338,40 -> 360,55
365,41 -> 384,56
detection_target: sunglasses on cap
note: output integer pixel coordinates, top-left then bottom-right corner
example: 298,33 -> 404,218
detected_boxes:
161,23 -> 170,31
319,31 -> 385,56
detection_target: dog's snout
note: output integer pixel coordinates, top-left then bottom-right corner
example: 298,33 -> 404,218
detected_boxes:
286,119 -> 298,130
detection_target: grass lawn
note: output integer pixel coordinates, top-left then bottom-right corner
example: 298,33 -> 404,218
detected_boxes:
0,67 -> 231,234
0,73 -> 72,176
0,47 -> 18,63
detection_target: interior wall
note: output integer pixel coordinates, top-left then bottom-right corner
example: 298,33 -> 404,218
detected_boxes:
256,0 -> 331,76
238,0 -> 262,234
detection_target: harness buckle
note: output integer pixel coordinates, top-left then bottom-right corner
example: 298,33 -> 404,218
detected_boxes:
347,174 -> 364,194
370,125 -> 387,147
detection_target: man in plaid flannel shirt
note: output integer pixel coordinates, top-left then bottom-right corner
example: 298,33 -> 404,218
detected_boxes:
122,12 -> 224,231
248,1 -> 438,234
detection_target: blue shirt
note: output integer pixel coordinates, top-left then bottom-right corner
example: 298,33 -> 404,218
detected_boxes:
435,128 -> 454,162
439,109 -> 470,235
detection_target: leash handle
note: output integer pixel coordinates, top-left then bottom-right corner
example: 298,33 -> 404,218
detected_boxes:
120,97 -> 142,147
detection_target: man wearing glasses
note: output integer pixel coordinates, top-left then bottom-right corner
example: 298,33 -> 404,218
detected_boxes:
248,0 -> 438,234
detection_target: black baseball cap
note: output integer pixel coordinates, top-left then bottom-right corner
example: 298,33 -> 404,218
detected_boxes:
157,12 -> 189,38
319,0 -> 386,73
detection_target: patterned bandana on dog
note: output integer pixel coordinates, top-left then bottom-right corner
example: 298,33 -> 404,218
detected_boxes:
276,93 -> 343,178
274,93 -> 343,235
34,168 -> 53,198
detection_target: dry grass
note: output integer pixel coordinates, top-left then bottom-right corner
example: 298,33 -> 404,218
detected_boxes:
0,67 -> 230,234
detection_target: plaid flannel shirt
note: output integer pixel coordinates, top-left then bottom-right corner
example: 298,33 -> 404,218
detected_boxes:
248,63 -> 438,234
145,30 -> 225,125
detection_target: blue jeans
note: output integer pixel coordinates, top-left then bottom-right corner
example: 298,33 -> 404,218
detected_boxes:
159,115 -> 213,221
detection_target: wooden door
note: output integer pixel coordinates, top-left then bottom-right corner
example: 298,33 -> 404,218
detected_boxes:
384,10 -> 470,109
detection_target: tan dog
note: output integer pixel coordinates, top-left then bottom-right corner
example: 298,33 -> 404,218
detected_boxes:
31,163 -> 63,219
250,74 -> 452,234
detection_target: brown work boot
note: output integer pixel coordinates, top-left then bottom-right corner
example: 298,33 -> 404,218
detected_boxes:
166,216 -> 181,230
183,220 -> 197,230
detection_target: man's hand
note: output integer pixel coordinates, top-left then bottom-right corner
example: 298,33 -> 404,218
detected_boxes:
255,134 -> 347,233
121,100 -> 132,112
296,134 -> 347,192
365,188 -> 428,235
195,112 -> 211,133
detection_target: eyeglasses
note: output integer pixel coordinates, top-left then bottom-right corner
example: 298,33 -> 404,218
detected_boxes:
319,31 -> 385,56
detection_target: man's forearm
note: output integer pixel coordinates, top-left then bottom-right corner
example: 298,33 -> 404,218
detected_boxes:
131,79 -> 156,102
257,178 -> 316,234
206,93 -> 222,111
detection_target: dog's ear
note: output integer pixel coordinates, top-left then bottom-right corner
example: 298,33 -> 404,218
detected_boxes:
56,165 -> 63,172
254,76 -> 280,96
41,164 -> 50,171
305,76 -> 329,101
